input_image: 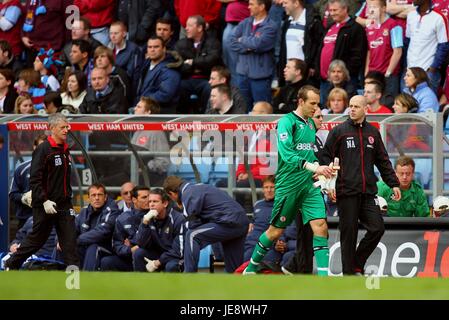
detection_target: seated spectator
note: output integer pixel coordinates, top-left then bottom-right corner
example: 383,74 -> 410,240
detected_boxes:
136,36 -> 181,114
377,156 -> 430,217
62,17 -> 103,67
14,94 -> 35,114
207,84 -> 246,114
70,39 -> 94,85
392,92 -> 418,113
236,101 -> 275,187
0,40 -> 22,74
320,59 -> 357,106
93,45 -> 132,105
365,70 -> 393,107
34,48 -> 62,92
323,87 -> 349,114
206,65 -> 246,114
132,188 -> 185,272
0,0 -> 23,58
364,80 -> 393,113
176,15 -> 222,114
273,58 -> 308,114
163,176 -> 250,273
0,68 -> 18,113
43,91 -> 77,115
76,183 -> 120,271
17,68 -> 45,110
100,186 -> 150,271
116,181 -> 135,213
131,97 -> 171,186
155,17 -> 177,50
60,70 -> 87,112
1,215 -> 58,270
8,134 -> 46,229
244,175 -> 280,263
79,67 -> 128,114
433,196 -> 449,218
403,67 -> 439,113
108,21 -> 143,91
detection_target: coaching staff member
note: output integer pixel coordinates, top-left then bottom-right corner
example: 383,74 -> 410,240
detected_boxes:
321,95 -> 401,275
5,114 -> 79,269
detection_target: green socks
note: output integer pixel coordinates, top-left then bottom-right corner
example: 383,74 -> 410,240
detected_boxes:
245,232 -> 274,272
313,235 -> 329,276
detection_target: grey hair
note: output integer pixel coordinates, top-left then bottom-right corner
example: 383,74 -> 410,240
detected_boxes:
327,59 -> 351,82
48,113 -> 68,129
328,0 -> 349,9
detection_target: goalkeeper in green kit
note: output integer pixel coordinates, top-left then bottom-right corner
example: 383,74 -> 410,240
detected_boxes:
244,86 -> 334,276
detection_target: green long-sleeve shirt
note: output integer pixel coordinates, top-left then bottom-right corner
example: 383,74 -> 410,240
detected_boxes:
377,180 -> 430,217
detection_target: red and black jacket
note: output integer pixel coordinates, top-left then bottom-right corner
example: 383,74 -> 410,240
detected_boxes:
30,136 -> 72,209
321,118 -> 399,197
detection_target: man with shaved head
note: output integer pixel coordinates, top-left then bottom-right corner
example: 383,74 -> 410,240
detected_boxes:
321,95 -> 401,275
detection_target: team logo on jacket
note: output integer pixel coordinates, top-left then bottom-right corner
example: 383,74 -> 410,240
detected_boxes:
368,136 -> 374,144
54,156 -> 62,166
165,227 -> 170,234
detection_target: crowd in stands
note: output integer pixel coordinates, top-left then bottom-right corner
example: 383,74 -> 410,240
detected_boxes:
0,0 -> 446,119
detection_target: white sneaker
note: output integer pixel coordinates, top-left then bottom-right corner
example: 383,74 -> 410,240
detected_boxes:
242,268 -> 256,275
281,266 -> 293,275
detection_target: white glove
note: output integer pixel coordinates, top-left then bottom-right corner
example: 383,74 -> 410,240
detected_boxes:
144,257 -> 159,272
43,200 -> 57,214
143,210 -> 158,224
313,158 -> 340,194
21,191 -> 32,208
303,161 -> 319,173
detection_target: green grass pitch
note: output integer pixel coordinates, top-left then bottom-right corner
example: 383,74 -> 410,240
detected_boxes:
1,272 -> 449,300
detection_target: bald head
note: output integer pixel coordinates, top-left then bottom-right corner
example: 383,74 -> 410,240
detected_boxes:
349,95 -> 368,123
251,101 -> 273,115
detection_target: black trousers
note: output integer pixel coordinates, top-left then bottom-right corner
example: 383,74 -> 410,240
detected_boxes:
283,212 -> 314,274
338,194 -> 385,275
6,207 -> 79,269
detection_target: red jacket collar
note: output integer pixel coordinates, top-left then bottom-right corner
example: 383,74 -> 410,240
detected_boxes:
47,136 -> 69,151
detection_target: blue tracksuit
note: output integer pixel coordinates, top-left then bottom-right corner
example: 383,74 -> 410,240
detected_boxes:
11,216 -> 57,257
244,199 -> 279,262
75,198 -> 121,270
8,160 -> 32,223
133,207 -> 186,272
100,208 -> 146,271
180,182 -> 249,273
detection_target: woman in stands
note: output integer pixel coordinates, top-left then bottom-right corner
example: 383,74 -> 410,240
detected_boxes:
14,94 -> 35,114
392,93 -> 418,113
60,70 -> 87,112
323,87 -> 349,114
403,67 -> 439,113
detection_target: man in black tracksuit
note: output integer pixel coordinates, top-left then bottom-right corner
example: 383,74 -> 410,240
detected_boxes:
321,95 -> 401,275
5,114 -> 79,269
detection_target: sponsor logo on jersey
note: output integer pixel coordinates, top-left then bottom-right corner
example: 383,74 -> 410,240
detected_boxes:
296,143 -> 314,151
280,132 -> 288,141
383,29 -> 389,36
324,33 -> 338,44
370,37 -> 384,49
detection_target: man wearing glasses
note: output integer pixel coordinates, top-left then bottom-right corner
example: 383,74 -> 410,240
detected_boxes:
321,95 -> 401,275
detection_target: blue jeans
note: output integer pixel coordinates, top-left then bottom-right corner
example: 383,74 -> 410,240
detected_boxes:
427,70 -> 441,95
91,27 -> 110,46
236,75 -> 272,111
222,23 -> 239,87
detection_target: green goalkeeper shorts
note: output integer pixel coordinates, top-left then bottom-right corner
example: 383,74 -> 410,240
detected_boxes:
270,185 -> 326,228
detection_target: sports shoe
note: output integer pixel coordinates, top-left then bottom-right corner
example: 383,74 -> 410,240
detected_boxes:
281,266 -> 293,275
242,268 -> 256,275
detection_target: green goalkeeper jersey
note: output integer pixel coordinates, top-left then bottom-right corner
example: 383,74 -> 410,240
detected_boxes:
275,112 -> 318,192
